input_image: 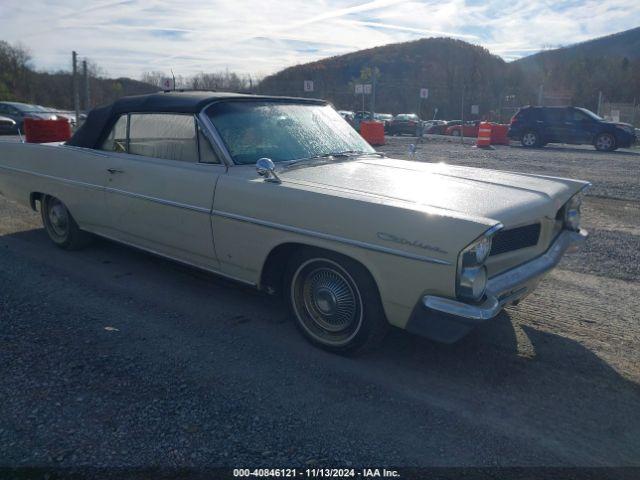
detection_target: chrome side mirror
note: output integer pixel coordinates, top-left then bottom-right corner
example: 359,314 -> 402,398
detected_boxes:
256,158 -> 281,184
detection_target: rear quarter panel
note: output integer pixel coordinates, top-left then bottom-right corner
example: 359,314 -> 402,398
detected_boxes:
0,142 -> 108,229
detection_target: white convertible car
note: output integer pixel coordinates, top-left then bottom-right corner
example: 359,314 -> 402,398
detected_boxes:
0,92 -> 589,352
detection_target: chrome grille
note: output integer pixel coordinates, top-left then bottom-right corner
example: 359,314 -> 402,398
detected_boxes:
490,223 -> 541,256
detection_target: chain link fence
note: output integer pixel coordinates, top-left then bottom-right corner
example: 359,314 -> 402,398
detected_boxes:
600,101 -> 639,127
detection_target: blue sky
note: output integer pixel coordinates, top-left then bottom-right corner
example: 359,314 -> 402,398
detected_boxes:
1,0 -> 638,79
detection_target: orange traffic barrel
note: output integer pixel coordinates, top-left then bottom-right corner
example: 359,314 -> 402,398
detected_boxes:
360,121 -> 385,146
476,122 -> 492,148
23,118 -> 72,143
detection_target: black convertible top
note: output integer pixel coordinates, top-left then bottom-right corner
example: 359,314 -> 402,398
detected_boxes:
67,91 -> 325,149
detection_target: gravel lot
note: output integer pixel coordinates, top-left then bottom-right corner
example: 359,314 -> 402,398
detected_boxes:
1,135 -> 639,472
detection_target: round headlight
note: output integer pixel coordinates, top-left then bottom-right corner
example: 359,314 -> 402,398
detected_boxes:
462,236 -> 493,267
564,195 -> 582,231
473,236 -> 492,264
458,266 -> 488,301
565,209 -> 581,231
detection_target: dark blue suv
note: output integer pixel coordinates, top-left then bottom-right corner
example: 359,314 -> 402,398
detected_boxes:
508,106 -> 637,151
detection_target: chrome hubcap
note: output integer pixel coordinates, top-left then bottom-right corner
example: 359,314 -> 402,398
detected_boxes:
292,259 -> 363,345
303,267 -> 357,332
315,287 -> 338,315
523,133 -> 536,146
597,135 -> 612,149
48,200 -> 69,237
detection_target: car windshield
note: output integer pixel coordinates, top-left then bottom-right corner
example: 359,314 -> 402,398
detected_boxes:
206,101 -> 374,165
576,107 -> 603,121
20,103 -> 49,113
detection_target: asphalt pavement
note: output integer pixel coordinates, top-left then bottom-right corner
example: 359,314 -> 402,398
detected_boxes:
1,136 -> 639,471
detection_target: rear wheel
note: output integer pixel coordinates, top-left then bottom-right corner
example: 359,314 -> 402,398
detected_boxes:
521,130 -> 540,148
451,129 -> 460,137
595,133 -> 616,151
285,248 -> 388,354
41,195 -> 92,250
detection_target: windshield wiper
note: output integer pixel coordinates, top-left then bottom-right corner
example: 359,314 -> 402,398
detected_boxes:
285,150 -> 385,168
331,150 -> 385,158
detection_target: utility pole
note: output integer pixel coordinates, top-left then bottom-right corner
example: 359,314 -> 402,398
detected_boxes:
82,59 -> 89,114
72,51 -> 79,125
597,91 -> 603,116
537,84 -> 544,106
460,85 -> 465,145
371,72 -> 376,114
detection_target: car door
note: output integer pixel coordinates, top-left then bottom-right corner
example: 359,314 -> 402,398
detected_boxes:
0,105 -> 14,132
542,108 -> 572,143
566,108 -> 595,144
101,113 -> 225,270
0,104 -> 21,126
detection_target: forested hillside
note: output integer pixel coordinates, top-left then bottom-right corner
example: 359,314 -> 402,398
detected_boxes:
514,27 -> 640,110
0,41 -> 156,110
257,37 -> 531,120
258,27 -> 640,118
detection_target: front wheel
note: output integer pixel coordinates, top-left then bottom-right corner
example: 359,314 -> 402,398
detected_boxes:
451,130 -> 460,137
521,130 -> 540,148
595,133 -> 616,151
285,248 -> 388,354
41,195 -> 92,250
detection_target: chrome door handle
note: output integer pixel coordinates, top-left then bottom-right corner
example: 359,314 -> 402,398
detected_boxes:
107,168 -> 124,174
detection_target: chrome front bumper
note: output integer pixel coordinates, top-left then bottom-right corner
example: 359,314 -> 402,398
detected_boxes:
407,229 -> 588,343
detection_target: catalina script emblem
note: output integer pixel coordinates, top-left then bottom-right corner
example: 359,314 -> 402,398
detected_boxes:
376,232 -> 448,254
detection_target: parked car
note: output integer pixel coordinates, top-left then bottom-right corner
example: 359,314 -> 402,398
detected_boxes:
0,91 -> 589,353
55,110 -> 81,127
374,113 -> 393,132
388,113 -> 422,136
446,121 -> 480,137
337,110 -> 354,120
0,115 -> 17,134
0,102 -> 58,132
422,120 -> 447,133
424,120 -> 449,135
508,106 -> 637,151
353,111 -> 373,130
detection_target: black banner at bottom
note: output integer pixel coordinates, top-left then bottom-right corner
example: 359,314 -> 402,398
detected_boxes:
1,467 -> 639,480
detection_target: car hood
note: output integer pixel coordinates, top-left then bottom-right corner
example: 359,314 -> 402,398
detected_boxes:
613,122 -> 634,129
26,113 -> 56,120
280,157 -> 588,227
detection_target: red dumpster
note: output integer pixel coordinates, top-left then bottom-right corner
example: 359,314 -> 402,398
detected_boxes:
23,118 -> 72,143
490,124 -> 510,145
360,121 -> 385,146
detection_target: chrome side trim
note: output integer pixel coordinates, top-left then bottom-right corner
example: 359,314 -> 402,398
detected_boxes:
197,111 -> 234,167
0,164 -> 211,214
62,145 -> 114,158
85,230 -> 256,287
422,228 -> 588,322
0,164 -> 103,191
483,222 -> 504,238
104,187 -> 211,214
4,164 -> 451,265
212,209 -> 452,265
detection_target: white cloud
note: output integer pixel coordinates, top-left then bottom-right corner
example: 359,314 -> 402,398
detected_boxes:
0,0 -> 638,79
